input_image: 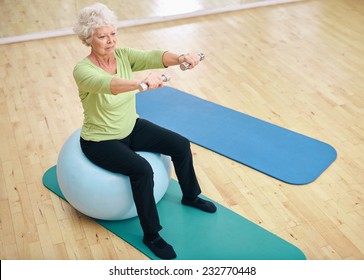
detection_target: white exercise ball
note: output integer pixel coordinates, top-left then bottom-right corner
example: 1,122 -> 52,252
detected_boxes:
56,129 -> 171,220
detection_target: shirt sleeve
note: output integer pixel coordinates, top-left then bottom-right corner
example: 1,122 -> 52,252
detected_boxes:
123,48 -> 166,72
73,62 -> 114,94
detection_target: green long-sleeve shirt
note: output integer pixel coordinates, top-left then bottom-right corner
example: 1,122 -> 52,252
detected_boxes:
73,48 -> 165,141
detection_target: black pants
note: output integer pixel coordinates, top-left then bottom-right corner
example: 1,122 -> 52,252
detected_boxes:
80,118 -> 201,234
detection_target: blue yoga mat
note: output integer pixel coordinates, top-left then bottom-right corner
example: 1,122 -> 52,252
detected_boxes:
136,87 -> 337,185
42,166 -> 306,260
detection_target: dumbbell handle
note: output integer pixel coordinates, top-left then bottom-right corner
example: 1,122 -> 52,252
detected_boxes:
138,74 -> 171,92
180,53 -> 205,71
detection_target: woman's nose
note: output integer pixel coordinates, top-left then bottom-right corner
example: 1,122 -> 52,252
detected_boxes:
107,35 -> 113,43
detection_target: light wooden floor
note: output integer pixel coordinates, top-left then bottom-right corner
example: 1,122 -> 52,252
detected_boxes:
1,0 -> 363,260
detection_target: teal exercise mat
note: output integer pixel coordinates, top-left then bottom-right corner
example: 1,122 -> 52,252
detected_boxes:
42,166 -> 306,260
136,87 -> 337,185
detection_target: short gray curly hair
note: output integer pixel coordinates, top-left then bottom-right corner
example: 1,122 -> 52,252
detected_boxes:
73,3 -> 118,46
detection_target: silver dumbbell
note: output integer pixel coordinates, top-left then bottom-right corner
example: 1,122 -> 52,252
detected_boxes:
180,53 -> 205,71
138,74 -> 171,92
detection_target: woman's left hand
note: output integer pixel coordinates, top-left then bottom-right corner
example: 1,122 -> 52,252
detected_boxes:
179,53 -> 202,69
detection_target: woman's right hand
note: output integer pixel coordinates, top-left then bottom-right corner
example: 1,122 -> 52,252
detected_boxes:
140,73 -> 165,90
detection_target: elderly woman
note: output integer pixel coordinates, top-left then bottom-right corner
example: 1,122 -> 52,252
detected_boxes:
72,3 -> 216,259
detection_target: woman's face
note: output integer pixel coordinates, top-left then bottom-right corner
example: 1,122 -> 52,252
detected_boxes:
90,25 -> 117,56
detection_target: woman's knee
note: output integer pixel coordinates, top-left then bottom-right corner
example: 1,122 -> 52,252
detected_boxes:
139,160 -> 154,177
176,135 -> 192,154
129,156 -> 154,179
